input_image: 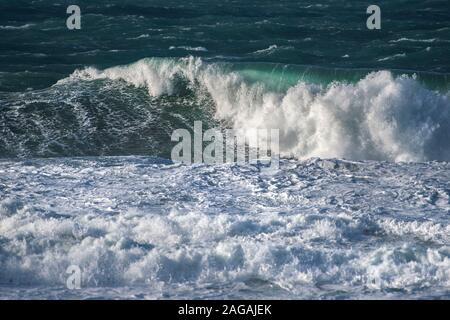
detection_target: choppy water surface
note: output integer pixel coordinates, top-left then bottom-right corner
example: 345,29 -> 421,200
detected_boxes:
0,0 -> 449,299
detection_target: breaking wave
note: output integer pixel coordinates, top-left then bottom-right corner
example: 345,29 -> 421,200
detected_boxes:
1,57 -> 449,161
1,157 -> 449,299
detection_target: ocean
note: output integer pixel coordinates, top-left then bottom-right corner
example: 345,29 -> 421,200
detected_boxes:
0,0 -> 449,299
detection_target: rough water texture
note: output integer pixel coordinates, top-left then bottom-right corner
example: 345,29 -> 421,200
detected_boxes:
0,157 -> 449,299
2,57 -> 450,162
1,0 -> 450,299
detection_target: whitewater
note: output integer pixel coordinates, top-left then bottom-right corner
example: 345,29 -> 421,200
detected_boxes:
1,157 -> 449,299
1,57 -> 450,299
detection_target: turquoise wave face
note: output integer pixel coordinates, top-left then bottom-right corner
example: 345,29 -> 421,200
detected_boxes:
226,62 -> 450,92
1,0 -> 449,92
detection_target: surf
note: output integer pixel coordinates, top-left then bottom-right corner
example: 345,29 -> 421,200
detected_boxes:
1,57 -> 450,162
55,57 -> 450,162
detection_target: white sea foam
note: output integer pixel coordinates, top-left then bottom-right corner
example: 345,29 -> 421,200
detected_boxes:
59,57 -> 450,162
0,157 -> 449,299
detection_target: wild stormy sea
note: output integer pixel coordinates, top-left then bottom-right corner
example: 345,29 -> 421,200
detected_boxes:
0,0 -> 450,299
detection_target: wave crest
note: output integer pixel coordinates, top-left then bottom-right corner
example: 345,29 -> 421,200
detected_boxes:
61,57 -> 450,162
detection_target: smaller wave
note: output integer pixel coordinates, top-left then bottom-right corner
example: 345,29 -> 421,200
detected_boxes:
0,23 -> 35,30
128,34 -> 150,40
169,46 -> 208,52
253,45 -> 278,55
251,45 -> 293,56
59,57 -> 450,162
378,53 -> 406,62
390,38 -> 450,43
390,38 -> 436,43
302,4 -> 329,9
